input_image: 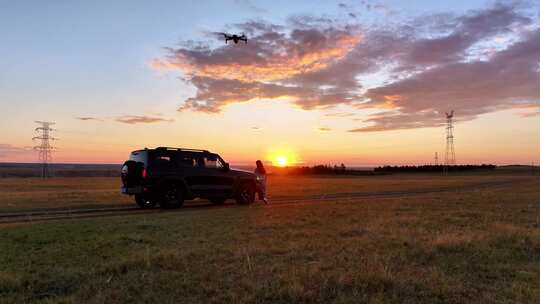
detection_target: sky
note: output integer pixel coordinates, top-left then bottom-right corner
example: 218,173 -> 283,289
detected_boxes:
1,0 -> 539,166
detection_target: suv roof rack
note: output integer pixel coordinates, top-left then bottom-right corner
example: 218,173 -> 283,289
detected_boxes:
155,147 -> 209,153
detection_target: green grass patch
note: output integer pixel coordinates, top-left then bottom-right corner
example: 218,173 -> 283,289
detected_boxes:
1,177 -> 539,303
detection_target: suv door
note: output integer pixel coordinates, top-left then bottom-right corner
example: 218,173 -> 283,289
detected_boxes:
182,153 -> 233,197
175,152 -> 204,196
200,154 -> 234,197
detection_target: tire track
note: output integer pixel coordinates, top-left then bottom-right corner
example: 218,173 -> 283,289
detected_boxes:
0,179 -> 521,225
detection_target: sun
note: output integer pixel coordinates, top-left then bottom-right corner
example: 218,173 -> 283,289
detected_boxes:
275,156 -> 288,167
269,147 -> 297,167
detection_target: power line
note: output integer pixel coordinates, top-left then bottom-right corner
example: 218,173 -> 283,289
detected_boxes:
33,121 -> 57,178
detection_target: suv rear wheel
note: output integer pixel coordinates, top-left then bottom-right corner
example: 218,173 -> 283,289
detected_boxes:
159,183 -> 184,209
135,194 -> 157,209
235,183 -> 255,205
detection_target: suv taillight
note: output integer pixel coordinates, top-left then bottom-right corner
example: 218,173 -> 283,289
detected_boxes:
141,168 -> 147,179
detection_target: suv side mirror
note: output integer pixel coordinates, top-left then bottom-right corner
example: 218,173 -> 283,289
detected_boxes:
223,162 -> 230,171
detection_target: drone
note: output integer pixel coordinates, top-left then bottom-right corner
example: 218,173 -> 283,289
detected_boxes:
222,33 -> 248,44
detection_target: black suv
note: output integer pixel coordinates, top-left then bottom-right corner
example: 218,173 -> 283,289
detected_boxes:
121,147 -> 257,208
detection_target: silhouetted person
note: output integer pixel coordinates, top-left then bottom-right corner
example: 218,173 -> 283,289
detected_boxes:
254,160 -> 268,204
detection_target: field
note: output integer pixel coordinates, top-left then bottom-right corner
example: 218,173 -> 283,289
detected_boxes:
1,173 -> 539,303
0,174 -> 528,212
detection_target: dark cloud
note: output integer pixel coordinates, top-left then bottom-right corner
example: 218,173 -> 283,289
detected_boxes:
76,117 -> 102,121
153,2 -> 540,131
233,20 -> 284,35
318,127 -> 332,132
359,0 -> 395,16
355,27 -> 540,131
115,115 -> 174,124
337,2 -> 358,19
401,3 -> 530,68
76,115 -> 174,124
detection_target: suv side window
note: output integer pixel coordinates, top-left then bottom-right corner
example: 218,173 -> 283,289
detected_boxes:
204,154 -> 224,169
150,152 -> 177,170
176,153 -> 198,167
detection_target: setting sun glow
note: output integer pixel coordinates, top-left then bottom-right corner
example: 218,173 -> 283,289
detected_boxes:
269,147 -> 298,167
275,156 -> 288,167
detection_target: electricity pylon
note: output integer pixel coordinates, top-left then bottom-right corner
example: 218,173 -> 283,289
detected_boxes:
33,121 -> 56,178
443,111 -> 455,175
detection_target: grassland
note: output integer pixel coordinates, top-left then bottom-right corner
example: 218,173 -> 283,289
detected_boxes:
0,174 -> 539,303
0,174 -> 528,212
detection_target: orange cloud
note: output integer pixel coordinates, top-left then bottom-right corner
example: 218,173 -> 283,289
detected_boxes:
381,95 -> 402,108
149,59 -> 180,72
516,104 -> 540,118
154,34 -> 360,82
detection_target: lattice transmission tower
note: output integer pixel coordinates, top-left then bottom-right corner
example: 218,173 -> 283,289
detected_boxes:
33,121 -> 57,178
444,111 -> 456,166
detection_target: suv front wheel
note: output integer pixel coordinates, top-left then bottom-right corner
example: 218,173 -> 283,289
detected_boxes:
235,183 -> 255,205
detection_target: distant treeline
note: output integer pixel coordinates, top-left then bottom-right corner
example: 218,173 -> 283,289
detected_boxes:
374,164 -> 496,173
273,164 -> 498,175
273,164 -> 377,176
